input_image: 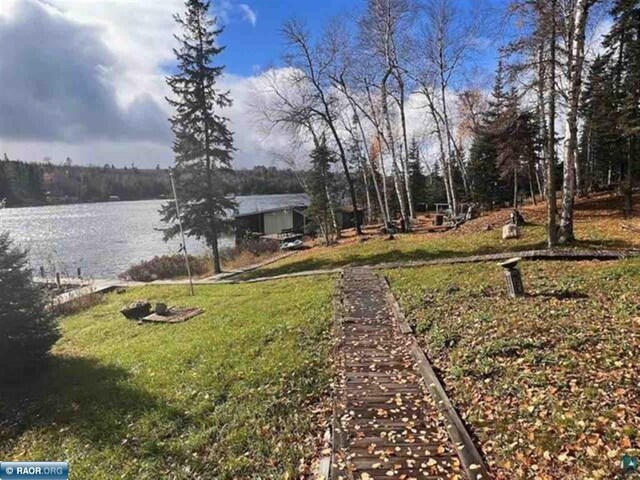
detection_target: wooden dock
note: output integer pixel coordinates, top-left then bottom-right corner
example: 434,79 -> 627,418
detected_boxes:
332,268 -> 486,480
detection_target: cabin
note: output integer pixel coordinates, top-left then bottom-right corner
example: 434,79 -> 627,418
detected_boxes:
234,194 -> 311,240
235,206 -> 309,237
233,194 -> 364,242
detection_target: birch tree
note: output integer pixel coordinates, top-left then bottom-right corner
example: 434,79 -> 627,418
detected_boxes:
559,0 -> 596,243
281,20 -> 363,235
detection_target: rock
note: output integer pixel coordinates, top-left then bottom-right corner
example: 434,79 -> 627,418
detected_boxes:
502,224 -> 520,240
120,300 -> 151,320
484,224 -> 493,231
155,303 -> 168,315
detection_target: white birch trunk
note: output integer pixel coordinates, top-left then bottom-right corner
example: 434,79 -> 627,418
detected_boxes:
560,0 -> 590,243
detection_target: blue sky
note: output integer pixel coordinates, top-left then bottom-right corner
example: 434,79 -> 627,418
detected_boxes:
218,0 -> 505,78
219,0 -> 363,76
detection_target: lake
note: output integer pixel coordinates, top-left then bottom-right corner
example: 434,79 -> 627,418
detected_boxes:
0,194 -> 308,279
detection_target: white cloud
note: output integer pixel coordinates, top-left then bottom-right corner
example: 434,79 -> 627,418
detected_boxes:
238,4 -> 257,27
0,0 -> 284,168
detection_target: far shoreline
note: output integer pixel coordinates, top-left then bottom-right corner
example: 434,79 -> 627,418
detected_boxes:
1,192 -> 306,211
0,197 -> 168,210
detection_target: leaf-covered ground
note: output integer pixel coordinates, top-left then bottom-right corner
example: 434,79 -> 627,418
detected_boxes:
0,278 -> 335,479
239,193 -> 640,280
387,259 -> 640,479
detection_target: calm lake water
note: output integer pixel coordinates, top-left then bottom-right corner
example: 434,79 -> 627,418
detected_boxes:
0,194 -> 308,279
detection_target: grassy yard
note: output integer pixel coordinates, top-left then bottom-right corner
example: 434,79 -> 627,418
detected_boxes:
387,259 -> 640,480
0,277 -> 336,479
239,193 -> 640,280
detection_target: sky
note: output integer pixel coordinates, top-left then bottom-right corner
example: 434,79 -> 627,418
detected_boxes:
0,0 -> 500,169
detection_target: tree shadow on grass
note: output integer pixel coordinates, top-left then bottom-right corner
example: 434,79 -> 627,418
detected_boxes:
571,238 -> 639,251
240,241 -> 554,280
0,355 -> 189,454
240,233 -> 640,281
528,291 -> 590,300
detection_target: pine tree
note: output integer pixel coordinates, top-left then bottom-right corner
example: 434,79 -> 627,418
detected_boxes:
407,138 -> 427,212
485,59 -> 508,125
161,0 -> 235,273
603,0 -> 640,217
467,62 -> 507,208
307,137 -> 339,245
1,233 -> 59,383
424,162 -> 448,207
467,132 -> 500,207
579,56 -> 620,191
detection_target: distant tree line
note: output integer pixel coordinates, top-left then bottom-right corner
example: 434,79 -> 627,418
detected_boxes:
0,155 -> 305,207
0,155 -> 170,207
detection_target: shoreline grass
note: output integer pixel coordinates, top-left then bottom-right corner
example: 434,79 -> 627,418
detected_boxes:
0,278 -> 336,479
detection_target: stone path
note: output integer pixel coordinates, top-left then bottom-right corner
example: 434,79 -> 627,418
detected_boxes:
332,268 -> 472,480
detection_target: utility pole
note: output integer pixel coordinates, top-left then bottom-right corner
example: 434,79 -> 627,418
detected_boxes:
169,170 -> 194,296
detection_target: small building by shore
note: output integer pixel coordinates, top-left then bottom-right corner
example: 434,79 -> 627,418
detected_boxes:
234,196 -> 310,239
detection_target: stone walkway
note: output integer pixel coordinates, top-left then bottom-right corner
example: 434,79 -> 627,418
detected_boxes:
332,268 -> 471,479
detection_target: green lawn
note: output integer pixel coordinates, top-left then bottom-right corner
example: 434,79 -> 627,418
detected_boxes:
239,194 -> 640,281
240,223 -> 550,280
387,259 -> 640,480
0,278 -> 336,479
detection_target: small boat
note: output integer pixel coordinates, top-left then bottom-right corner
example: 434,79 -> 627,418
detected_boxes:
281,239 -> 304,251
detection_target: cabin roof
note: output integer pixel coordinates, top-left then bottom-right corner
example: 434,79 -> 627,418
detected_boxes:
234,205 -> 309,219
234,194 -> 310,219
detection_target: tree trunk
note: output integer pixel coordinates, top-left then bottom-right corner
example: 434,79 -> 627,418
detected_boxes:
325,118 -> 362,235
547,0 -> 558,248
559,0 -> 590,244
395,72 -> 415,222
421,85 -> 457,214
211,224 -> 221,274
378,147 -> 392,224
623,139 -> 633,218
362,167 -> 373,225
537,43 -> 549,198
381,74 -> 409,228
351,104 -> 387,226
513,166 -> 519,209
528,159 -> 537,205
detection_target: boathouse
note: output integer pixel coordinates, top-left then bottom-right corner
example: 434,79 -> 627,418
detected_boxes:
233,194 -> 364,239
234,194 -> 310,238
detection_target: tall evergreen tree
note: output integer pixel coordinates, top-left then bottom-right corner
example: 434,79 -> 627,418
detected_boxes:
603,0 -> 640,217
161,0 -> 235,274
467,132 -> 501,207
407,138 -> 427,212
307,137 -> 339,245
579,55 -> 620,192
467,62 -> 507,208
1,233 -> 59,383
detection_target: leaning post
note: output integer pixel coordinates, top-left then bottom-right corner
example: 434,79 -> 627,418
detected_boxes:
169,169 -> 195,296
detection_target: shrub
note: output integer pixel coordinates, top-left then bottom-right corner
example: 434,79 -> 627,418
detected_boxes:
119,254 -> 210,282
0,232 -> 59,384
53,292 -> 106,317
230,238 -> 280,256
221,239 -> 281,269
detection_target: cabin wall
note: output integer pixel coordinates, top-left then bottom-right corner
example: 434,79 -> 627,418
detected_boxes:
264,209 -> 294,235
293,210 -> 306,231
